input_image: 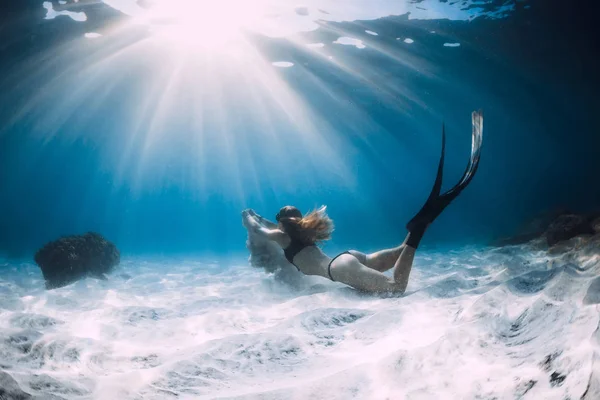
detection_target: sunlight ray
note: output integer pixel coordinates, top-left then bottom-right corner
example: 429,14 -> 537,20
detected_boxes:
7,0 -> 517,201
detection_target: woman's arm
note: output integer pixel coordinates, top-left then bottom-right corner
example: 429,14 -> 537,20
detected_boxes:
242,210 -> 288,247
250,210 -> 278,229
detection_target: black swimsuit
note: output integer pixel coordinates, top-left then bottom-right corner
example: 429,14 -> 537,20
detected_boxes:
283,237 -> 352,282
283,238 -> 310,267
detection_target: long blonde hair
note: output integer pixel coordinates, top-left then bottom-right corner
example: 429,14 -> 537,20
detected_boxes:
279,205 -> 334,244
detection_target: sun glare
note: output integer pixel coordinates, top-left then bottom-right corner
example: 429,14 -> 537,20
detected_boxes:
28,0 -> 438,198
135,0 -> 270,50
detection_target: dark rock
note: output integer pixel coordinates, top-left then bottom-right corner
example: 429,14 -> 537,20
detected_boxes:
546,235 -> 591,254
34,232 -> 120,289
491,208 -> 569,246
545,214 -> 595,246
0,371 -> 33,400
592,217 -> 600,233
492,209 -> 600,248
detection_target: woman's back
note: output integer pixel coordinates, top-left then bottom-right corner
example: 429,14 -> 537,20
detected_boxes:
287,244 -> 331,278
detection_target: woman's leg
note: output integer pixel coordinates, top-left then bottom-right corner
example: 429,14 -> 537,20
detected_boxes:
338,110 -> 483,293
329,254 -> 407,294
391,244 -> 416,292
348,244 -> 405,273
349,234 -> 416,291
333,238 -> 415,294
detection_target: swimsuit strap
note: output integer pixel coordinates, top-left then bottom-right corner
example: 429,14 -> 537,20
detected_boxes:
328,251 -> 352,281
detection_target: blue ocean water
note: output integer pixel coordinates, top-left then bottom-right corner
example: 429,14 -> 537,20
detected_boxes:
0,0 -> 599,399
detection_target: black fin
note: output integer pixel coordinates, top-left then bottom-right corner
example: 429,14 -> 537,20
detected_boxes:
405,110 -> 483,248
429,123 -> 446,201
406,123 -> 446,232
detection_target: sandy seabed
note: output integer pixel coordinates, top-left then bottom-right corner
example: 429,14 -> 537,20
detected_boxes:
1,239 -> 599,399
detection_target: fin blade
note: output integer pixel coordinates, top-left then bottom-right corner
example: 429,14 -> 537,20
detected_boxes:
440,110 -> 483,201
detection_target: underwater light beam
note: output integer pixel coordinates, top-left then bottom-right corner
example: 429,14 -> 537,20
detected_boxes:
22,0 -> 517,201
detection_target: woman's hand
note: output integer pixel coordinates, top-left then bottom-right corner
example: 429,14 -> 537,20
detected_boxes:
241,208 -> 277,231
242,212 -> 252,228
252,212 -> 264,223
242,209 -> 260,230
241,209 -> 250,227
242,217 -> 251,229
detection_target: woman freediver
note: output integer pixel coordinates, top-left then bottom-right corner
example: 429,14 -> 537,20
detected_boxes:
242,110 -> 483,294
